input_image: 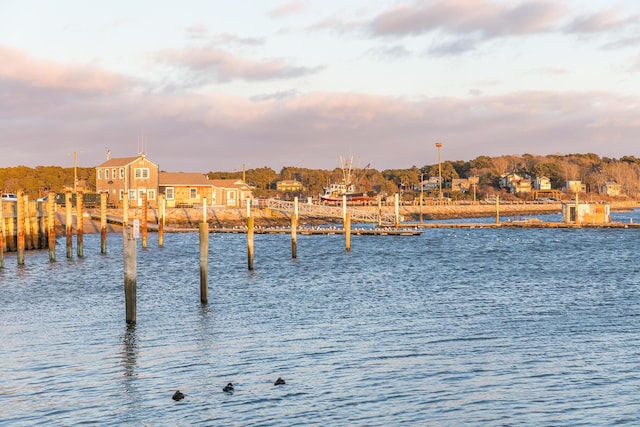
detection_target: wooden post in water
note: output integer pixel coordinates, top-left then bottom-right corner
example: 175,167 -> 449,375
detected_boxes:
377,195 -> 382,227
495,195 -> 500,224
394,193 -> 400,228
76,191 -> 83,257
37,199 -> 45,249
141,192 -> 148,249
345,212 -> 351,252
17,190 -> 25,265
157,194 -> 164,247
24,196 -> 32,250
48,191 -> 56,261
7,202 -> 15,252
291,197 -> 298,259
123,192 -> 129,226
0,193 -> 4,267
342,195 -> 347,221
199,198 -> 208,304
247,198 -> 254,271
65,191 -> 73,258
123,223 -> 137,324
100,192 -> 107,254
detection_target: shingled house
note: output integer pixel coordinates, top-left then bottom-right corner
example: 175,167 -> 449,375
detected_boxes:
95,154 -> 159,207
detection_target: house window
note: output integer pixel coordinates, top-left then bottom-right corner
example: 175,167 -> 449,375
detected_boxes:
190,188 -> 197,199
112,168 -> 117,179
135,168 -> 149,179
105,169 -> 110,180
119,189 -> 124,200
165,187 -> 174,200
97,169 -> 102,180
120,168 -> 124,179
148,190 -> 156,200
129,190 -> 137,200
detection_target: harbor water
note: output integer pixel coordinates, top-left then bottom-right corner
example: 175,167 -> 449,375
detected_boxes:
2,210 -> 640,426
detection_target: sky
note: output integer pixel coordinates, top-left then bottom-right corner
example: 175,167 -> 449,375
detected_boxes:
1,0 -> 640,172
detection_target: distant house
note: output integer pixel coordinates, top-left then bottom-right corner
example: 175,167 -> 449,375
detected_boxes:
415,177 -> 440,191
600,181 -> 622,197
209,179 -> 253,207
564,180 -> 586,193
96,154 -> 159,207
450,177 -> 478,193
159,172 -> 215,208
276,180 -> 304,193
499,173 -> 532,194
533,176 -> 551,191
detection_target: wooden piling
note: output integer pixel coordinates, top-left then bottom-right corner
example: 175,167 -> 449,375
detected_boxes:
377,195 -> 382,227
291,197 -> 298,259
24,196 -> 32,250
158,194 -> 164,247
100,192 -> 107,254
495,195 -> 500,224
345,212 -> 351,252
0,194 -> 4,267
123,193 -> 129,226
141,192 -> 148,248
65,191 -> 73,258
17,191 -> 25,265
247,199 -> 254,271
37,200 -> 45,249
76,191 -> 83,257
394,193 -> 400,228
48,191 -> 55,261
123,224 -> 137,324
7,204 -> 15,252
199,198 -> 208,303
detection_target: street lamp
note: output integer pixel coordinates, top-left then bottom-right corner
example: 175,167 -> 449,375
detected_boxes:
435,142 -> 443,204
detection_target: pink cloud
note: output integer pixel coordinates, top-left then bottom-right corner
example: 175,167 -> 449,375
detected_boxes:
269,1 -> 308,18
566,7 -> 640,34
0,45 -> 130,93
157,46 -> 320,83
370,0 -> 565,38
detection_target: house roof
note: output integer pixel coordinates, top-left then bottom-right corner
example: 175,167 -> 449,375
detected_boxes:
159,172 -> 211,186
96,155 -> 158,168
209,179 -> 250,190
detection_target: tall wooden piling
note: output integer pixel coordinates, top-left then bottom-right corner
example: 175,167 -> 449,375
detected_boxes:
342,195 -> 347,221
394,193 -> 400,228
377,195 -> 382,227
345,212 -> 351,252
24,196 -> 32,250
100,192 -> 107,254
65,191 -> 73,258
291,197 -> 298,259
141,192 -> 148,248
495,195 -> 500,224
247,199 -> 254,271
199,198 -> 208,304
17,191 -> 25,265
0,194 -> 4,267
158,194 -> 165,247
48,191 -> 56,261
7,204 -> 15,252
123,224 -> 137,324
76,191 -> 84,257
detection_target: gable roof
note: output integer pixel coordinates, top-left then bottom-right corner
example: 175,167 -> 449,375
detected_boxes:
159,172 -> 211,186
96,155 -> 158,168
209,179 -> 251,190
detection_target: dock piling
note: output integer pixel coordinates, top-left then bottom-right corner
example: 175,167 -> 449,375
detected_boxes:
17,191 -> 25,265
141,192 -> 148,248
76,191 -> 83,257
123,224 -> 137,324
100,192 -> 107,254
48,191 -> 56,261
158,194 -> 164,247
247,198 -> 254,270
0,193 -> 4,267
345,212 -> 351,252
291,197 -> 298,259
199,198 -> 208,304
65,191 -> 73,258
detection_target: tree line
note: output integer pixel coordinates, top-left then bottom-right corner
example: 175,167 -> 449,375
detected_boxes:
2,153 -> 639,201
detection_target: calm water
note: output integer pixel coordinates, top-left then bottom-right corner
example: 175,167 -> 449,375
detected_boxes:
2,211 -> 640,426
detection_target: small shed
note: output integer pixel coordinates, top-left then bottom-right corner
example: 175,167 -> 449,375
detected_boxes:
563,202 -> 611,224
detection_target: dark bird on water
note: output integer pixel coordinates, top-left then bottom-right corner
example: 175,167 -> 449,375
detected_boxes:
223,382 -> 234,393
274,377 -> 286,386
172,390 -> 185,401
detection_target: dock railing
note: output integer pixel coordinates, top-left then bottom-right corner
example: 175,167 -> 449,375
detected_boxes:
265,198 -> 398,225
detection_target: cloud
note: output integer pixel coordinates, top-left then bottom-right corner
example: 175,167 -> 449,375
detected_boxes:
367,44 -> 412,60
0,44 -> 131,94
269,1 -> 308,18
370,0 -> 564,39
565,7 -> 640,34
156,46 -> 322,83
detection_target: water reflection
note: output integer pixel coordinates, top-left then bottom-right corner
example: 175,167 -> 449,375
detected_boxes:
120,324 -> 138,383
